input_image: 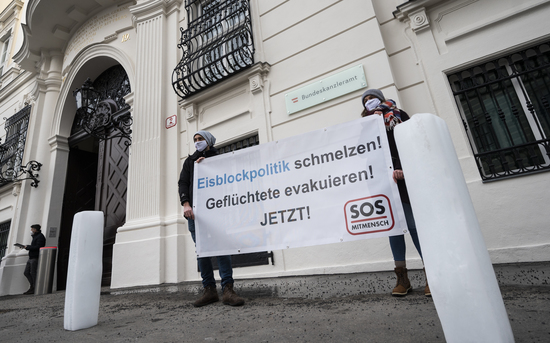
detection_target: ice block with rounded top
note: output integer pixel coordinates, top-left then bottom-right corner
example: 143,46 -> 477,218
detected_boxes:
64,211 -> 104,331
394,113 -> 513,343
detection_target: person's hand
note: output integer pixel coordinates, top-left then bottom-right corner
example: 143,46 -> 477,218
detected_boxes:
183,202 -> 194,220
374,110 -> 383,115
393,170 -> 404,183
196,157 -> 205,163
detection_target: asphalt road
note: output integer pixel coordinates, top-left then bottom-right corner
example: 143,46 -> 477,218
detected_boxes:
1,283 -> 549,342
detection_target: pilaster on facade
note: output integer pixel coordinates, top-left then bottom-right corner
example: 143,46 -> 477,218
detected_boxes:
247,63 -> 272,142
109,0 -> 184,289
125,1 -> 180,222
130,0 -> 183,25
43,134 -> 71,253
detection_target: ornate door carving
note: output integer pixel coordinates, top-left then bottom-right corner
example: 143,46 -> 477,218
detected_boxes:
96,131 -> 129,285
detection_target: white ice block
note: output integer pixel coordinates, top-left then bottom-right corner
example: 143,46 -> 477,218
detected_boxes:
64,211 -> 104,331
394,113 -> 514,343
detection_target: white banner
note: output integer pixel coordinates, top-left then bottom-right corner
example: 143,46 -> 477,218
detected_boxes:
193,115 -> 407,257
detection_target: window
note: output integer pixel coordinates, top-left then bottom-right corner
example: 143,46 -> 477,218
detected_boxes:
217,134 -> 259,155
0,33 -> 10,76
1,39 -> 9,64
0,105 -> 31,185
0,220 -> 10,261
448,42 -> 550,181
172,0 -> 255,98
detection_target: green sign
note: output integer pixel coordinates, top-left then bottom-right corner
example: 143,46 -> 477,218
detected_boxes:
285,65 -> 367,115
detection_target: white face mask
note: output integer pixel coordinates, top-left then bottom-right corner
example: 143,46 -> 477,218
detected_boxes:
365,98 -> 381,111
195,140 -> 208,152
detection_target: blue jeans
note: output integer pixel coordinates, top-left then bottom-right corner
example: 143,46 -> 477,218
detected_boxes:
389,202 -> 423,261
188,218 -> 234,289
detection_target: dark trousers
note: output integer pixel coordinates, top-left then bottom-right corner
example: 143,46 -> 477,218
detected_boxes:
24,258 -> 38,289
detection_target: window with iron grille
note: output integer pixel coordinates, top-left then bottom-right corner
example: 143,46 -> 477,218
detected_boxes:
448,42 -> 550,181
0,220 -> 11,261
0,105 -> 31,186
217,134 -> 259,155
172,0 -> 255,98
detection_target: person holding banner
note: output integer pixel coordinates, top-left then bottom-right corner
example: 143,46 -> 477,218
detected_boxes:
361,89 -> 430,297
178,130 -> 245,307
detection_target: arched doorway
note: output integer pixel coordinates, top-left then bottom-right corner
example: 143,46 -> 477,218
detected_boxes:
57,65 -> 131,289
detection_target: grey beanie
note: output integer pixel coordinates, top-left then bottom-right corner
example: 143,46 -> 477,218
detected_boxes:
361,89 -> 385,104
195,130 -> 216,147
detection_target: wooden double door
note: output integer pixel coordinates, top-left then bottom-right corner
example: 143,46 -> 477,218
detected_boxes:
58,130 -> 129,289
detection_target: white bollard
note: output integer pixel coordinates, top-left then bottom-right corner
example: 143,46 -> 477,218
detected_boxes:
394,113 -> 514,343
64,211 -> 104,331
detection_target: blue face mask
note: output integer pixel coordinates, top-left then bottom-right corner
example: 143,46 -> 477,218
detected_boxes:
195,140 -> 208,152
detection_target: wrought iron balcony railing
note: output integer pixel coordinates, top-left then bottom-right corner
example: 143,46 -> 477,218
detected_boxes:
173,0 -> 255,99
0,105 -> 42,188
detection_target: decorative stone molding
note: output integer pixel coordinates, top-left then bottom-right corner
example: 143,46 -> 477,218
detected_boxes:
409,8 -> 430,33
123,91 -> 135,110
178,62 -> 270,125
249,74 -> 263,94
17,93 -> 35,111
31,78 -> 47,99
48,135 -> 70,153
104,32 -> 118,43
180,62 -> 271,105
393,0 -> 446,34
12,181 -> 21,197
185,104 -> 196,122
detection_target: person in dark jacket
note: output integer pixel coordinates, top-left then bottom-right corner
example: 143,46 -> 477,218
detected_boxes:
178,130 -> 245,307
23,224 -> 46,294
361,89 -> 430,297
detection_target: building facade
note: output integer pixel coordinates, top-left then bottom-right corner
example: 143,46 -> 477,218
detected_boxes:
0,0 -> 548,295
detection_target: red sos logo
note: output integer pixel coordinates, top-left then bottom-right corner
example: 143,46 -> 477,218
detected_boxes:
344,195 -> 395,235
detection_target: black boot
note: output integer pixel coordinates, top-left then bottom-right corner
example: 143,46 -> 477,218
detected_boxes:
392,267 -> 412,296
193,285 -> 219,307
222,283 -> 245,306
